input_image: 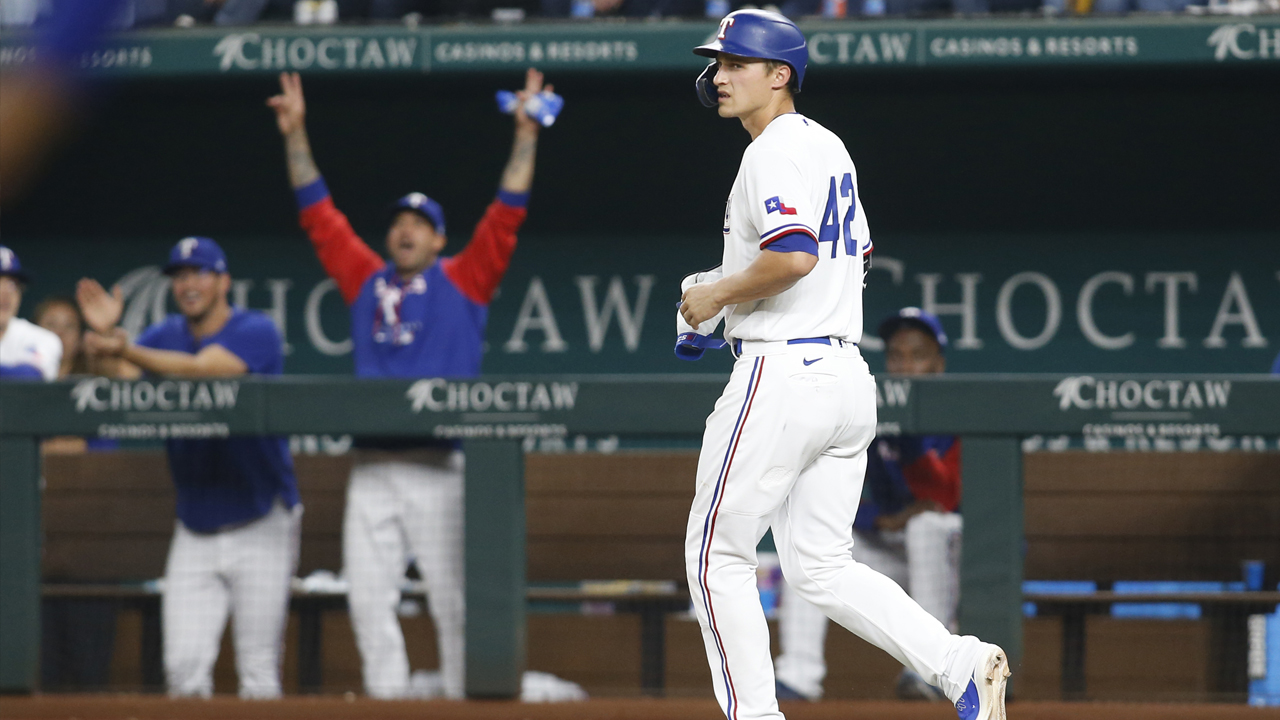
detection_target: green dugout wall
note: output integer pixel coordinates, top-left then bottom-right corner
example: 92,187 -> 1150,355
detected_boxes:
2,374 -> 1278,693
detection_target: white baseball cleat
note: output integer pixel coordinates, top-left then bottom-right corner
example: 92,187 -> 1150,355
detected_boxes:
953,643 -> 1010,720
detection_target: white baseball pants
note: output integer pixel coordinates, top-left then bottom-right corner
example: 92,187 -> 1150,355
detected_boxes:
685,344 -> 982,719
343,450 -> 465,699
774,512 -> 964,699
162,500 -> 301,699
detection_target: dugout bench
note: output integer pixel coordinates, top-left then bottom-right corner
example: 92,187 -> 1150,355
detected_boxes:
40,582 -> 1280,699
5,375 -> 1279,697
40,581 -> 689,695
1026,590 -> 1280,700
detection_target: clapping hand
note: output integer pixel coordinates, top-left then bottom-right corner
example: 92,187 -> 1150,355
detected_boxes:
83,327 -> 128,358
76,278 -> 123,333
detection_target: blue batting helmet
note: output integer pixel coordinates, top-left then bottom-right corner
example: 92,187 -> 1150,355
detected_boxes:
693,10 -> 808,108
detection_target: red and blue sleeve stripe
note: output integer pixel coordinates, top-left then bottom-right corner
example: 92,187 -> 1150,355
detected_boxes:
759,223 -> 817,250
762,231 -> 819,256
761,223 -> 819,256
496,189 -> 529,209
294,177 -> 330,211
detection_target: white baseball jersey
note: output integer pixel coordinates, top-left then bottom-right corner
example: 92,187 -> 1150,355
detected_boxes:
0,318 -> 62,381
687,112 -> 996,720
720,113 -> 871,345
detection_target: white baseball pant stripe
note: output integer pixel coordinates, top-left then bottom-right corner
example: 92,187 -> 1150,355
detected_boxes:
774,512 -> 964,699
163,500 -> 301,699
685,345 -> 981,720
344,452 -> 465,699
692,355 -> 766,717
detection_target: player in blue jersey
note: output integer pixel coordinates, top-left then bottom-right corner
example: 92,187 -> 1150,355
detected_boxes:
0,246 -> 63,381
79,237 -> 300,699
774,308 -> 963,703
267,68 -> 550,699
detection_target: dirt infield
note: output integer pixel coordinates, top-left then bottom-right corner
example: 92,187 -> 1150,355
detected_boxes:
2,696 -> 1278,720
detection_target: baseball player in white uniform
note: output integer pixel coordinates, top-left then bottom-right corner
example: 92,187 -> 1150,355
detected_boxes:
0,246 -> 62,382
775,308 -> 964,703
678,11 -> 1009,720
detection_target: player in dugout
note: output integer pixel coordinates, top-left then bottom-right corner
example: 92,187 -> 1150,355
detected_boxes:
0,245 -> 63,381
77,237 -> 301,699
774,307 -> 962,702
267,68 -> 551,700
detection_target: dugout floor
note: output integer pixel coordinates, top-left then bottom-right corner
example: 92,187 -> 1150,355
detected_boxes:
2,697 -> 1278,720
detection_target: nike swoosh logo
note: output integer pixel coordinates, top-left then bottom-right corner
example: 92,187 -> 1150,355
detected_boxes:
803,358 -> 822,366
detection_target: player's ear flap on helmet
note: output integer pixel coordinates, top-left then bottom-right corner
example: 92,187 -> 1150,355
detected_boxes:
696,61 -> 719,108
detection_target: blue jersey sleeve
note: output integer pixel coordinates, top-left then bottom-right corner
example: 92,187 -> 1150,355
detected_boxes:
135,318 -> 175,350
213,314 -> 283,375
0,365 -> 46,381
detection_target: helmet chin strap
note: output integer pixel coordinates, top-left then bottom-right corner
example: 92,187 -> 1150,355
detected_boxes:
695,62 -> 719,108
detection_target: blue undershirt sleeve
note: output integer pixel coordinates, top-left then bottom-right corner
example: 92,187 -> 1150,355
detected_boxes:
496,189 -> 530,208
295,176 -> 331,211
763,230 -> 818,256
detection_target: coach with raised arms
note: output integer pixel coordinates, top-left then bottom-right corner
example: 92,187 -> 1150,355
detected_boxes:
267,68 -> 551,700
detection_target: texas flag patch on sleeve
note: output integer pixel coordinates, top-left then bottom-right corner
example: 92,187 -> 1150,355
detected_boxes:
764,196 -> 797,215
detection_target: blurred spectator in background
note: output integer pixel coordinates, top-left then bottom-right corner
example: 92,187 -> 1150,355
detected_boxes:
0,0 -> 268,28
165,0 -> 270,25
79,237 -> 301,699
34,296 -> 99,453
0,246 -> 62,381
1271,351 -> 1279,375
329,0 -> 486,19
773,308 -> 962,703
1090,0 -> 1204,12
777,0 -> 1036,15
34,296 -> 91,377
540,0 -> 700,18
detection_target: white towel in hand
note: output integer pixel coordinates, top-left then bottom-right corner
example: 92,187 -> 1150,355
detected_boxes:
675,266 -> 727,361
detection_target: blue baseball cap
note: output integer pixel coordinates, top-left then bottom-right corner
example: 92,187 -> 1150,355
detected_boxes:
0,245 -> 30,284
878,307 -> 948,351
390,192 -> 446,235
163,237 -> 228,275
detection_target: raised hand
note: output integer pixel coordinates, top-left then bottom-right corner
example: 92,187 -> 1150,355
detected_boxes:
76,278 -> 123,333
267,72 -> 307,137
513,67 -> 551,137
268,72 -> 321,188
